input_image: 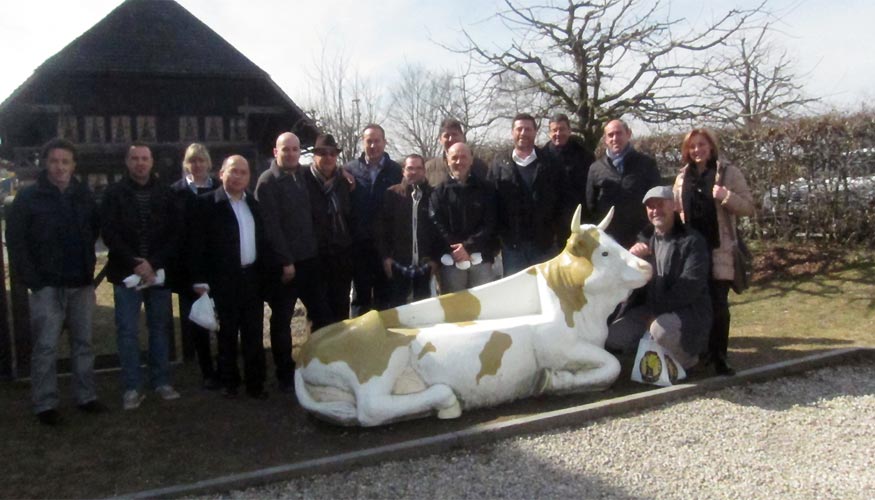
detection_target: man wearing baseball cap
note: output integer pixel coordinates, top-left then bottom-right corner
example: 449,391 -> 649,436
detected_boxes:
606,185 -> 712,370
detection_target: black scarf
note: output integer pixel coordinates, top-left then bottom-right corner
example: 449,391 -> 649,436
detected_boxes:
310,164 -> 347,238
683,160 -> 721,249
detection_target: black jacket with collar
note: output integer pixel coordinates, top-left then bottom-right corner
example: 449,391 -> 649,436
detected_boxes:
375,180 -> 439,266
343,153 -> 403,242
585,148 -> 660,249
543,136 -> 595,215
429,173 -> 497,262
488,146 -> 567,252
6,171 -> 99,290
188,188 -> 266,301
168,176 -> 220,292
101,174 -> 178,286
255,160 -> 318,267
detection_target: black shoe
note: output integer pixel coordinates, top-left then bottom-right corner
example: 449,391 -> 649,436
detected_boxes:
247,389 -> 269,400
78,400 -> 109,414
222,386 -> 239,399
714,358 -> 736,376
37,409 -> 63,426
202,377 -> 222,391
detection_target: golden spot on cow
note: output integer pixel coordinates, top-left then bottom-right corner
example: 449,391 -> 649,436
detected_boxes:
476,331 -> 513,384
300,310 -> 415,384
418,342 -> 437,360
379,308 -> 403,328
455,321 -> 477,327
526,267 -> 537,275
540,228 -> 599,328
438,290 -> 482,323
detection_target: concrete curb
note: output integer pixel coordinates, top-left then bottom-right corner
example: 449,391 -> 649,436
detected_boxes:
116,347 -> 873,499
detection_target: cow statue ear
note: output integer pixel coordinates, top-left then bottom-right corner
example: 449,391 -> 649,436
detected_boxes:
597,206 -> 615,231
570,205 -> 582,234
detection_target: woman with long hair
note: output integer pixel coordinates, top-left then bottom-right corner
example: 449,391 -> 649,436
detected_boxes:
673,128 -> 754,375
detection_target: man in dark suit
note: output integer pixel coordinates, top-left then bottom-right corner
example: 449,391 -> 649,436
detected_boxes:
190,155 -> 268,399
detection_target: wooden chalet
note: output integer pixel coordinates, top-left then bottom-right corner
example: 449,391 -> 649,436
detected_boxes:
0,0 -> 317,189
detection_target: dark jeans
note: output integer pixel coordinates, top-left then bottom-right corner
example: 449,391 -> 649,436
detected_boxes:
267,258 -> 330,385
386,272 -> 432,309
178,291 -> 216,380
214,267 -> 265,394
321,247 -> 354,324
708,279 -> 732,361
501,242 -> 557,276
350,241 -> 390,317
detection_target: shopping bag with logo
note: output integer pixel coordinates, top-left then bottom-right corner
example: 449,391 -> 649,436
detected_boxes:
631,333 -> 686,386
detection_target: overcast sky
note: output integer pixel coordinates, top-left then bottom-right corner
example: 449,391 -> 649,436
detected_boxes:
1,0 -> 872,120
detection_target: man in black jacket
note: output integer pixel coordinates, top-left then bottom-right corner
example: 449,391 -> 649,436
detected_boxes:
606,186 -> 712,369
102,143 -> 180,410
256,132 -> 331,393
344,124 -> 403,315
190,156 -> 268,399
375,154 -> 438,307
543,113 -> 595,214
586,119 -> 661,248
6,138 -> 105,425
488,113 -> 566,276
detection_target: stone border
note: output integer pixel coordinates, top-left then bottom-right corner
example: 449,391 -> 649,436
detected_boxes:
115,347 -> 872,499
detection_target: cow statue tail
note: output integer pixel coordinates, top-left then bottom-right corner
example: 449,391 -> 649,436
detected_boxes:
294,369 -> 359,426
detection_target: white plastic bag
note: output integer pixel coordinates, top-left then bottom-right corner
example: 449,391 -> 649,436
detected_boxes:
631,333 -> 687,386
189,293 -> 219,331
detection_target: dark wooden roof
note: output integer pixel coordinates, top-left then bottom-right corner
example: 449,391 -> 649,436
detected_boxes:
39,0 -> 266,78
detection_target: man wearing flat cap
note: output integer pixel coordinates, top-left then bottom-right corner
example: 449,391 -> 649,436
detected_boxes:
606,185 -> 712,370
304,133 -> 354,323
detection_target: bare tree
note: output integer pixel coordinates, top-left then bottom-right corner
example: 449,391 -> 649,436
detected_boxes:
386,64 -> 449,158
700,25 -> 818,130
302,43 -> 383,164
456,0 -> 767,149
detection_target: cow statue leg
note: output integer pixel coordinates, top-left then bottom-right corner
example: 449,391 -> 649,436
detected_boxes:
355,348 -> 461,426
538,345 -> 621,394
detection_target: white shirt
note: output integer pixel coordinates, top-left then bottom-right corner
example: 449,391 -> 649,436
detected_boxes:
227,190 -> 257,267
512,148 -> 538,167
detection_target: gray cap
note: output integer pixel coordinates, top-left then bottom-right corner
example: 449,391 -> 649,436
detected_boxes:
642,185 -> 674,203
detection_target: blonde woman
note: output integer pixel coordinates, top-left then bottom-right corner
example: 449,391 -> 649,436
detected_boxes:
673,129 -> 754,375
169,143 -> 220,389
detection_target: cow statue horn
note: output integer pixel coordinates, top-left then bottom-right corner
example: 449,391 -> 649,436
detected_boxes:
570,205 -> 582,234
597,206 -> 615,231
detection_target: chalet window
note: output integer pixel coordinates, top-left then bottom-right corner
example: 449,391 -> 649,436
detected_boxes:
84,116 -> 105,144
137,116 -> 157,142
229,117 -> 247,141
57,115 -> 78,142
205,116 -> 223,142
111,116 -> 132,143
179,116 -> 199,142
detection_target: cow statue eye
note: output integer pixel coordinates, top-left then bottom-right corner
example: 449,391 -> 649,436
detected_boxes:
602,251 -> 609,257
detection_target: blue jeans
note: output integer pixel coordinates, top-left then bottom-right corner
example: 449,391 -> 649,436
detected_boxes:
113,285 -> 172,391
29,286 -> 97,413
501,242 -> 557,277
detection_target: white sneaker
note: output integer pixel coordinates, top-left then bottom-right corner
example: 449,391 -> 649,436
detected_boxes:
155,385 -> 180,400
123,390 -> 145,410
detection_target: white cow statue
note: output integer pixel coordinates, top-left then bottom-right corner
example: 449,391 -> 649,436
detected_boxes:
295,206 -> 652,426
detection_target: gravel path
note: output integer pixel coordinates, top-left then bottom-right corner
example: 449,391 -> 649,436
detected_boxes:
213,364 -> 875,499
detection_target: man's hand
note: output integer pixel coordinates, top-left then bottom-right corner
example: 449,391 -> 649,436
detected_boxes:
281,264 -> 296,284
341,168 -> 356,190
133,257 -> 156,285
383,258 -> 394,279
629,242 -> 651,258
450,243 -> 471,263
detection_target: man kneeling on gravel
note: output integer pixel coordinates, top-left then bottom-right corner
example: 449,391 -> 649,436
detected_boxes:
606,186 -> 712,369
